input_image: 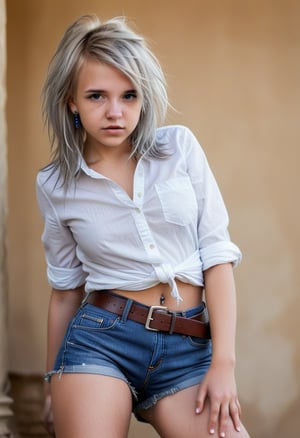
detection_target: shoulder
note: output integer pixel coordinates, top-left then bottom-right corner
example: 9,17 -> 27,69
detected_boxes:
36,164 -> 65,198
156,125 -> 202,156
37,164 -> 57,188
156,124 -> 194,142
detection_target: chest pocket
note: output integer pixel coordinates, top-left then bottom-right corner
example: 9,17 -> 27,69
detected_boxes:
155,176 -> 198,226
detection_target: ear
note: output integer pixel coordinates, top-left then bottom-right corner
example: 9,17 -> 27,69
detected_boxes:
68,99 -> 78,114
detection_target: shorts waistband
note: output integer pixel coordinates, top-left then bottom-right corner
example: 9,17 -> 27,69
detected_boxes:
86,290 -> 211,339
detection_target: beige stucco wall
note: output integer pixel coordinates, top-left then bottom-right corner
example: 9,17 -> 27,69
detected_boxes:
6,1 -> 300,437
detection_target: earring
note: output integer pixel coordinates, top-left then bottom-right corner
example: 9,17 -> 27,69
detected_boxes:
73,111 -> 80,129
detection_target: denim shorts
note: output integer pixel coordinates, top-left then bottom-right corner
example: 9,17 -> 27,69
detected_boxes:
47,298 -> 212,420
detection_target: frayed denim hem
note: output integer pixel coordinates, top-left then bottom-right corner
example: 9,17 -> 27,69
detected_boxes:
134,375 -> 202,422
44,364 -> 138,400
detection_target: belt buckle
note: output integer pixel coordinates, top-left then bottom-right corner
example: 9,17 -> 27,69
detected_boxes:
145,305 -> 168,331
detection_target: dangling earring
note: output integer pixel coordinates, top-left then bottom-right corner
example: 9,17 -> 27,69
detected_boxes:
73,111 -> 80,129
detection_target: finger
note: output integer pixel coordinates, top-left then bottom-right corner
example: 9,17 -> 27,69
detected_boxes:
43,410 -> 55,436
219,402 -> 229,438
235,398 -> 242,417
195,385 -> 207,414
45,421 -> 55,436
230,399 -> 241,432
41,395 -> 55,435
42,416 -> 55,435
208,400 -> 221,435
42,398 -> 52,423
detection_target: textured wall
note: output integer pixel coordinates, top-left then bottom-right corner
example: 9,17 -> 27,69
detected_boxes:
6,1 -> 300,437
0,0 -> 7,388
0,0 -> 14,435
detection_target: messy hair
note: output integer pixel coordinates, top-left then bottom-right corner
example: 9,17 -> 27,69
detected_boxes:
42,14 -> 169,187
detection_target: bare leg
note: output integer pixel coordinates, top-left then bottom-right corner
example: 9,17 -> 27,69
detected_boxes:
51,374 -> 132,438
140,385 -> 250,438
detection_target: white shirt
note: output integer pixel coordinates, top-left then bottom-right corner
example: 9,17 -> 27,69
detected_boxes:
36,125 -> 241,302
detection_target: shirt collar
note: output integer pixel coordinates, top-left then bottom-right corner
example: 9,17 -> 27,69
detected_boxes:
78,157 -> 107,180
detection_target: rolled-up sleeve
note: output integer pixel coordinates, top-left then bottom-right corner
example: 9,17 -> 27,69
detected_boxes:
36,173 -> 87,289
183,127 -> 242,270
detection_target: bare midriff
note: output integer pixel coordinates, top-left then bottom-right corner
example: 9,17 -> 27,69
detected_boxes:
113,280 -> 203,312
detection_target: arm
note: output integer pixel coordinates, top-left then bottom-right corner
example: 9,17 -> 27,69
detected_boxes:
205,263 -> 236,367
36,173 -> 87,432
180,127 -> 242,433
46,286 -> 85,374
195,263 -> 241,436
42,286 -> 84,434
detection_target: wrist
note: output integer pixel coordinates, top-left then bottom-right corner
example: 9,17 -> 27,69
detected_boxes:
211,356 -> 236,369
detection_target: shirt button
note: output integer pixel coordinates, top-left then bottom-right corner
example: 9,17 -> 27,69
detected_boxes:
149,244 -> 155,250
137,192 -> 142,198
136,208 -> 142,213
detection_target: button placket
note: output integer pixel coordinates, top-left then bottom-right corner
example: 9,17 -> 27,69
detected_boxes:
132,201 -> 160,261
131,162 -> 161,262
133,161 -> 145,208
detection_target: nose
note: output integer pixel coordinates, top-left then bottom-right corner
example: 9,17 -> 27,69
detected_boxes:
106,99 -> 122,119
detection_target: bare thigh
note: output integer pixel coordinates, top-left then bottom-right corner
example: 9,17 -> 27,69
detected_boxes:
140,385 -> 250,438
51,374 -> 132,438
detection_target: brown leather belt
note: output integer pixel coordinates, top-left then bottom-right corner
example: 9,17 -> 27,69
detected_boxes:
87,291 -> 211,339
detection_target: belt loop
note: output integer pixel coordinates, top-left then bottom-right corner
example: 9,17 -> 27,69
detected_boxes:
120,298 -> 134,322
168,311 -> 177,335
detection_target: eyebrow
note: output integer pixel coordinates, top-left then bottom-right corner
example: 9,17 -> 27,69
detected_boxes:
84,89 -> 104,94
84,89 -> 137,94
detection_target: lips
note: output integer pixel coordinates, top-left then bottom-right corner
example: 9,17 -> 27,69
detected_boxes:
103,125 -> 124,130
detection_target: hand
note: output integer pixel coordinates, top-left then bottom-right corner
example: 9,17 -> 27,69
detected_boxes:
41,393 -> 55,436
195,362 -> 241,437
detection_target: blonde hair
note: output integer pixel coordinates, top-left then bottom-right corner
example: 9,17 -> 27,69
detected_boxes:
42,14 -> 169,186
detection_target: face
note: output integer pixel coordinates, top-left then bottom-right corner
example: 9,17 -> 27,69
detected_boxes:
69,58 -> 142,156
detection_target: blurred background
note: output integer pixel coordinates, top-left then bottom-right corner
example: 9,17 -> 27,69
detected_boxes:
1,0 -> 299,437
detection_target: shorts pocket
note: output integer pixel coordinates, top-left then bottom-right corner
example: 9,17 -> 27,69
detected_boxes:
186,336 -> 212,348
155,176 -> 197,226
73,305 -> 120,331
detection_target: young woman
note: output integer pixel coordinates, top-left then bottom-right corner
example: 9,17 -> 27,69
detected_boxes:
37,14 -> 250,438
